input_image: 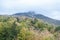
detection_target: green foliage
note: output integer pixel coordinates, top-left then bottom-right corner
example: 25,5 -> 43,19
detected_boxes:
0,16 -> 59,40
55,26 -> 60,32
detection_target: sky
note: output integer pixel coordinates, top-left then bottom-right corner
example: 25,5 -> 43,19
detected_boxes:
0,0 -> 60,20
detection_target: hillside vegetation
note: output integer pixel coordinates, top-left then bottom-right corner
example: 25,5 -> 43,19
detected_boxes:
13,12 -> 60,25
0,16 -> 60,40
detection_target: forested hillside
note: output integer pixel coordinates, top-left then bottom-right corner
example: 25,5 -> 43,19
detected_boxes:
0,16 -> 60,40
13,12 -> 60,25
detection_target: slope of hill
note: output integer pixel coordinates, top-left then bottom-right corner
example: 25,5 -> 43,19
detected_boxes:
13,12 -> 60,25
0,15 -> 60,40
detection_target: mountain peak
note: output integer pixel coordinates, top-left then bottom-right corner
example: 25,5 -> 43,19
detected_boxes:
13,12 -> 60,25
14,11 -> 35,15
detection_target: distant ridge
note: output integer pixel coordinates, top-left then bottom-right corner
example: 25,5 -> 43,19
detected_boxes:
13,11 -> 60,25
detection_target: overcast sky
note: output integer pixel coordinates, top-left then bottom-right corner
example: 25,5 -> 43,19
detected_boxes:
0,0 -> 60,20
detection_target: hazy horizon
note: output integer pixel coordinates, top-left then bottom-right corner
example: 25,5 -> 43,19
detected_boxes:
0,0 -> 60,20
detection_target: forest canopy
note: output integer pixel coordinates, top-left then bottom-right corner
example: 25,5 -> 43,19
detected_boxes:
0,16 -> 60,40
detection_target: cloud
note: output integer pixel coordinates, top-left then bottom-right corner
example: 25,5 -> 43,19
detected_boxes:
45,11 -> 60,20
0,0 -> 60,20
0,0 -> 55,9
0,0 -> 56,13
